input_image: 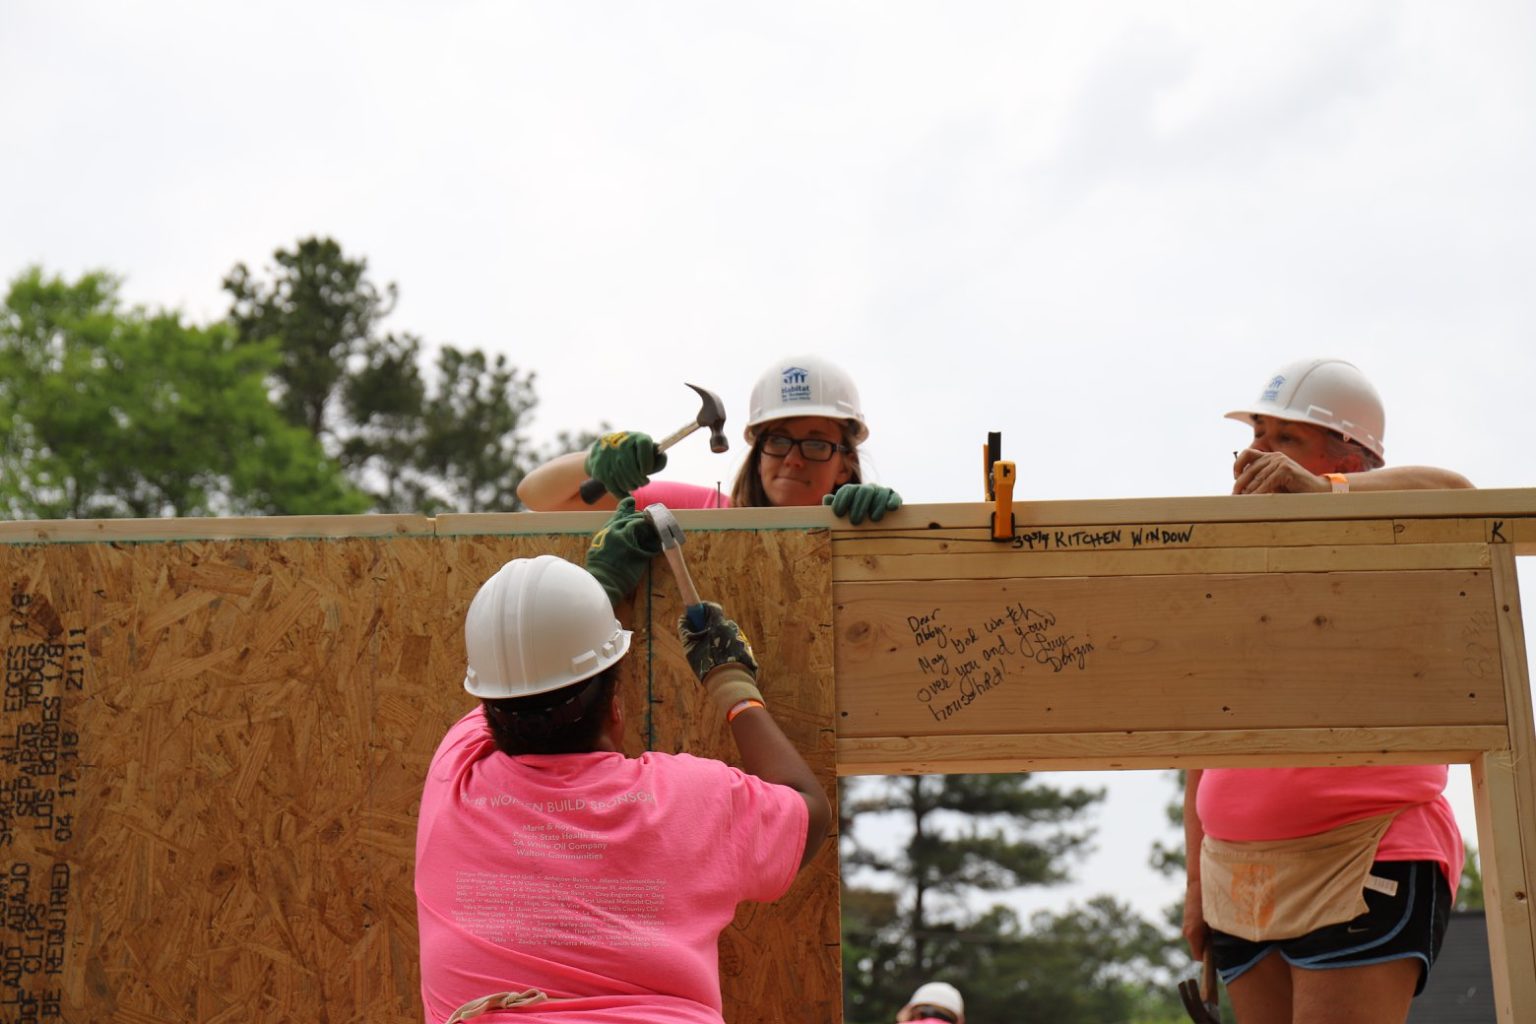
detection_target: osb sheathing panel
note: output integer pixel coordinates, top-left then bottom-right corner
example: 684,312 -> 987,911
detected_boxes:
636,528 -> 840,1017
0,528 -> 837,1024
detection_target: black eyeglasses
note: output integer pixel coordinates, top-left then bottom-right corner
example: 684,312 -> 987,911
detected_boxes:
760,433 -> 848,463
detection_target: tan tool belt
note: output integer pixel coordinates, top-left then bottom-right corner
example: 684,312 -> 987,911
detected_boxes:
445,989 -> 553,1022
1200,811 -> 1399,942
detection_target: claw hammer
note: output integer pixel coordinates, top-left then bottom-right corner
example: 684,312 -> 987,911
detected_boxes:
1177,958 -> 1220,1024
642,503 -> 709,630
579,383 -> 729,504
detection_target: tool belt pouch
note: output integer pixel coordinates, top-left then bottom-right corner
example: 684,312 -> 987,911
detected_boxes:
1200,811 -> 1398,941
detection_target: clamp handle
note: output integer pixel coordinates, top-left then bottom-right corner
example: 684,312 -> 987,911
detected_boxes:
983,431 -> 1002,500
990,460 -> 1016,542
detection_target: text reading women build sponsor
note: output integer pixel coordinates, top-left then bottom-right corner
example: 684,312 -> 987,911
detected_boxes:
452,791 -> 665,947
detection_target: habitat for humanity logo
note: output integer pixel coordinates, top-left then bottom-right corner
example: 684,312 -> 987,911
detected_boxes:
779,365 -> 811,404
1261,375 -> 1286,402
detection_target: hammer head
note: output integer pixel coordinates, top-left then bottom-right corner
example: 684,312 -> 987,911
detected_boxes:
643,502 -> 685,552
685,383 -> 730,454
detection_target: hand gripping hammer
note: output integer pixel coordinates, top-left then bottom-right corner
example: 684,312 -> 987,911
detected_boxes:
579,383 -> 729,504
641,503 -> 709,631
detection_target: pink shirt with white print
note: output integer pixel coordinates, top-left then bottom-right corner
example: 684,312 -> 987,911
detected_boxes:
415,708 -> 806,1023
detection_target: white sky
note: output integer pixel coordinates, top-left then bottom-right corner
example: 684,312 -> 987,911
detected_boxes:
4,1 -> 1534,928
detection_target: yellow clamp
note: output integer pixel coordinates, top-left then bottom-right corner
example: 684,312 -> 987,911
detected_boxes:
991,461 -> 1015,541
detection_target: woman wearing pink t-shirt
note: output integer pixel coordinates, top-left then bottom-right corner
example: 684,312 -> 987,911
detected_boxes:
516,355 -> 901,524
1182,358 -> 1473,1024
415,514 -> 831,1023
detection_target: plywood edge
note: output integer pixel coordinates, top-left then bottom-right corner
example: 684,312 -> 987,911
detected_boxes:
834,726 -> 1507,776
434,510 -> 613,535
0,514 -> 435,544
438,506 -> 839,536
4,489 -> 1532,547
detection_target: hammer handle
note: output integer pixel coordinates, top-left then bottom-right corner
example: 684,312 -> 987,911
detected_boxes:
660,546 -> 702,608
653,420 -> 700,453
578,476 -> 610,504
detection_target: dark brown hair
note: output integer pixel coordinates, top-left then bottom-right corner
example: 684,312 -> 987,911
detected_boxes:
481,667 -> 618,755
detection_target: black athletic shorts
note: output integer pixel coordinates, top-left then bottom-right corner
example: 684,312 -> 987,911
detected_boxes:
1208,860 -> 1451,996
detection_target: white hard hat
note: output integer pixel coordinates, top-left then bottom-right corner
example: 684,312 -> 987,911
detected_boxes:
745,355 -> 868,444
1224,357 -> 1385,459
463,555 -> 632,699
904,982 -> 964,1021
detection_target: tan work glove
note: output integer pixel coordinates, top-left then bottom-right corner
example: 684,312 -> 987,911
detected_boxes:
677,602 -> 763,718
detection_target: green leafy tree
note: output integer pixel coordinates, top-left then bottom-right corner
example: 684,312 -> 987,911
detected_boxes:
224,237 -> 572,513
839,773 -> 1189,1022
0,268 -> 365,518
1149,769 -> 1188,881
224,237 -> 397,438
1457,845 -> 1484,911
946,899 -> 1181,1023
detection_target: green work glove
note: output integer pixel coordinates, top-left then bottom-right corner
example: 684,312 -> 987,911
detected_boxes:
584,431 -> 667,499
677,602 -> 759,683
584,497 -> 662,607
823,482 -> 903,525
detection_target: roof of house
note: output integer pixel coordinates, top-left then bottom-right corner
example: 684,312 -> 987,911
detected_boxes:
1408,912 -> 1494,1024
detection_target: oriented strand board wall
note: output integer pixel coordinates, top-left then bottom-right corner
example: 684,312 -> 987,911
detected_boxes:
0,526 -> 839,1023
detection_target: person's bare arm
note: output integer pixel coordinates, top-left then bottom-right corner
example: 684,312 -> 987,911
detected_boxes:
1182,768 -> 1208,961
730,706 -> 832,872
678,602 -> 831,875
516,450 -> 619,511
1342,465 -> 1474,491
1233,451 -> 1474,495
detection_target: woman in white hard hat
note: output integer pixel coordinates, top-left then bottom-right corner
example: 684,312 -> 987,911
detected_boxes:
1183,358 -> 1472,1024
517,355 -> 902,524
415,510 -> 832,1023
895,981 -> 964,1024
1223,357 -> 1471,496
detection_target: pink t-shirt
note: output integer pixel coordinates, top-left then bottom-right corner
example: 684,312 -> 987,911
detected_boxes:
415,709 -> 807,1024
1197,765 -> 1463,897
631,481 -> 731,510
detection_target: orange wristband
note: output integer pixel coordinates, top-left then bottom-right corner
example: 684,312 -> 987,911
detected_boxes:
1324,473 -> 1349,493
726,698 -> 765,722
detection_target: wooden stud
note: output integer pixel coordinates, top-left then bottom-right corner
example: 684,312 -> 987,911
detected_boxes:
834,518 -> 1396,558
1479,547 -> 1536,1023
1473,751 -> 1535,1024
832,543 -> 1491,582
835,726 -> 1507,775
835,571 -> 1502,739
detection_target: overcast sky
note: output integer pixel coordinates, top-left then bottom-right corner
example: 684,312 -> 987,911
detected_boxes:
4,1 -> 1533,930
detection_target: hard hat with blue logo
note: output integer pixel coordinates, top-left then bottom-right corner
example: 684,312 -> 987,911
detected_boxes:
744,355 -> 868,444
1224,357 -> 1385,459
